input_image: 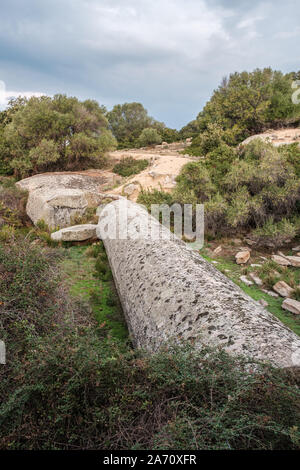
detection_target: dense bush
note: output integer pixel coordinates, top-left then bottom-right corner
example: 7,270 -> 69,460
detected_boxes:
0,95 -> 117,178
113,157 -> 149,177
137,127 -> 162,147
107,102 -> 178,148
203,69 -> 299,137
0,241 -> 299,450
0,177 -> 29,228
143,139 -> 300,245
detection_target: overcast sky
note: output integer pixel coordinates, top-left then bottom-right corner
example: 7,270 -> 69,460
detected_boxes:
0,0 -> 299,128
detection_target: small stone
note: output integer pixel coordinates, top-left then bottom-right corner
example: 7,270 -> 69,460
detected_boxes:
235,251 -> 250,264
211,260 -> 219,264
282,298 -> 300,315
271,255 -> 291,266
232,238 -> 242,245
249,272 -> 263,286
245,238 -> 256,246
258,299 -> 269,308
213,245 -> 222,255
273,281 -> 294,298
283,256 -> 300,268
240,275 -> 254,286
262,289 -> 279,298
292,246 -> 300,251
123,183 -> 139,196
250,263 -> 262,268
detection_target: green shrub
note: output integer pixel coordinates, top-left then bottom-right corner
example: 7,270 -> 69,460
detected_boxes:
2,95 -> 117,178
113,157 -> 149,177
137,188 -> 174,211
0,241 -> 299,450
137,127 -> 162,147
252,218 -> 297,247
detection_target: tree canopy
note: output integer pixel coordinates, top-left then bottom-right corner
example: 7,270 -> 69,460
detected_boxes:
0,94 -> 116,178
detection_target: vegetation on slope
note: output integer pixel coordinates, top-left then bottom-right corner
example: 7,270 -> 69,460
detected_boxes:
113,156 -> 149,177
183,68 -> 300,145
139,139 -> 300,247
0,240 -> 299,450
0,95 -> 117,178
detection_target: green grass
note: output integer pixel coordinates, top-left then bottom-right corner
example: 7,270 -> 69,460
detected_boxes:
61,245 -> 128,343
199,248 -> 300,336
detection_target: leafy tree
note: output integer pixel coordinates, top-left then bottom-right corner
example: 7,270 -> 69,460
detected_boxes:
193,68 -> 300,149
2,94 -> 116,178
107,102 -> 154,147
137,127 -> 162,147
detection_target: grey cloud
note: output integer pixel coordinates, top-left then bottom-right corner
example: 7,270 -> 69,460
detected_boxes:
0,0 -> 299,128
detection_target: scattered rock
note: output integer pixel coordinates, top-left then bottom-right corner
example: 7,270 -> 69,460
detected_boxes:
213,245 -> 222,255
123,183 -> 139,196
232,238 -> 242,245
283,256 -> 300,268
16,173 -> 115,228
235,251 -> 250,264
262,289 -> 279,298
51,224 -> 98,242
211,260 -> 219,264
258,299 -> 269,308
292,246 -> 300,252
273,281 -> 294,298
250,263 -> 262,268
245,238 -> 256,246
271,254 -> 291,266
240,275 -> 254,286
249,272 -> 263,286
282,298 -> 300,315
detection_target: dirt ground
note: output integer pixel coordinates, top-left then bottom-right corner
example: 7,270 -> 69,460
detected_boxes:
104,141 -> 195,200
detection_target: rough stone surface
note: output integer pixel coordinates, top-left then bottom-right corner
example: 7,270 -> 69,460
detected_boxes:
240,275 -> 253,286
271,255 -> 291,266
235,251 -> 250,264
16,173 -> 114,228
98,199 -> 300,369
284,256 -> 300,268
282,298 -> 300,315
51,224 -> 98,241
249,272 -> 263,286
259,299 -> 269,308
273,281 -> 294,298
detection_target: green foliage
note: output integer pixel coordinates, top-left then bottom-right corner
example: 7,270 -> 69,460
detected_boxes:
1,95 -> 117,178
137,188 -> 174,211
0,178 -> 29,227
107,102 -> 177,148
173,139 -> 300,245
252,218 -> 297,247
0,241 -> 299,450
174,162 -> 215,203
195,68 -> 300,142
137,127 -> 162,147
113,157 -> 149,177
107,102 -> 155,147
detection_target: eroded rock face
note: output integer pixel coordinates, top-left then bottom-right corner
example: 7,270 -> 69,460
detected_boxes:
16,172 -> 115,228
51,224 -> 98,241
98,200 -> 300,369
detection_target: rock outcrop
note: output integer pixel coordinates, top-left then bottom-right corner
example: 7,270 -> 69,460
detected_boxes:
16,172 -> 116,228
51,224 -> 98,241
98,199 -> 300,369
